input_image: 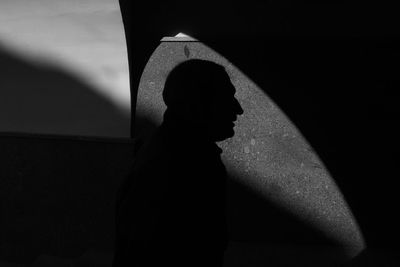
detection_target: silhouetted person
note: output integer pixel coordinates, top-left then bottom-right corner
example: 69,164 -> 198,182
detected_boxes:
113,59 -> 243,266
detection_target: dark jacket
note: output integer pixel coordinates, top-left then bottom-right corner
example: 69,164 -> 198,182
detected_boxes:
113,118 -> 228,266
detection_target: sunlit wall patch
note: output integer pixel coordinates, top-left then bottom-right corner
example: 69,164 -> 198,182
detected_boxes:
136,33 -> 366,258
0,0 -> 130,137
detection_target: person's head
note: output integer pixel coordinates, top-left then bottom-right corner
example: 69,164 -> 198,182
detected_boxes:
162,59 -> 243,142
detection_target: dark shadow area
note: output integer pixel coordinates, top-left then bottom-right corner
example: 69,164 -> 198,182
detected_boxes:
133,114 -> 158,152
225,175 -> 347,266
113,60 -> 348,267
120,1 -> 400,264
342,247 -> 400,267
0,134 -> 137,264
0,43 -> 130,137
226,175 -> 341,247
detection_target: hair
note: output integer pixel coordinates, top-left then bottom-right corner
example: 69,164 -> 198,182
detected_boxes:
162,59 -> 228,109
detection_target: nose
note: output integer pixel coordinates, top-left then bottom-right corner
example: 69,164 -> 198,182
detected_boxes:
234,98 -> 244,116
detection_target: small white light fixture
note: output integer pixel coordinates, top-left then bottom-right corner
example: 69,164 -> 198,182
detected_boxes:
160,32 -> 198,42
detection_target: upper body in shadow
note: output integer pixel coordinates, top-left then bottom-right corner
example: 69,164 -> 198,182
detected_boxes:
113,59 -> 243,267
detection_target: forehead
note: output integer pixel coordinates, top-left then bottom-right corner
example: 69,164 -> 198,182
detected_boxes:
214,72 -> 236,94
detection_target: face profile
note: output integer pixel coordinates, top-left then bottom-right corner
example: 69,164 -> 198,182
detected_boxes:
162,59 -> 243,142
207,72 -> 243,141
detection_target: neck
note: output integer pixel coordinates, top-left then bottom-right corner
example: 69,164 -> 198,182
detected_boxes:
162,108 -> 215,145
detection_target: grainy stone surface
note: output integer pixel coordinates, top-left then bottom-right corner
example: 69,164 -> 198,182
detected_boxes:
136,39 -> 366,258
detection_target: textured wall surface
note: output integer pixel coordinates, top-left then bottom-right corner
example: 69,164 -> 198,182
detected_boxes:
136,39 -> 366,259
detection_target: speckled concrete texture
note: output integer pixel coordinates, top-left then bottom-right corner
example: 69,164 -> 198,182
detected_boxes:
136,39 -> 365,258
